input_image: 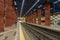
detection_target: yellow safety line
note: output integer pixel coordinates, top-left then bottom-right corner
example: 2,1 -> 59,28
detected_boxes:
20,24 -> 25,40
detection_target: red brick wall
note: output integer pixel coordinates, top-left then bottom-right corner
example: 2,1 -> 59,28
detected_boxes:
0,0 -> 4,32
25,12 -> 36,24
33,11 -> 36,24
44,2 -> 50,26
30,13 -> 34,23
5,0 -> 17,26
0,0 -> 17,32
37,8 -> 41,24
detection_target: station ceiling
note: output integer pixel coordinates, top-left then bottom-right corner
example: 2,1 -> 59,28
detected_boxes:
14,0 -> 60,17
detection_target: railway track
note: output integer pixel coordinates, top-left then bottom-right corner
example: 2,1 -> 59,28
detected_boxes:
21,23 -> 60,40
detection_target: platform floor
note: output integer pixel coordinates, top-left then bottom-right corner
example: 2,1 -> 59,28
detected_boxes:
20,23 -> 25,40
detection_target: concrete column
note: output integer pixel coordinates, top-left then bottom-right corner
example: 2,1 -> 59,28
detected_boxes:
44,2 -> 50,26
33,11 -> 36,24
37,8 -> 41,24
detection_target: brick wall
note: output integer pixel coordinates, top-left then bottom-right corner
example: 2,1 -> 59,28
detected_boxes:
44,2 -> 50,26
6,0 -> 17,26
0,0 -> 17,32
0,0 -> 4,32
37,8 -> 41,24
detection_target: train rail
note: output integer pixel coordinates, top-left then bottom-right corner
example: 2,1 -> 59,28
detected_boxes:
21,23 -> 60,40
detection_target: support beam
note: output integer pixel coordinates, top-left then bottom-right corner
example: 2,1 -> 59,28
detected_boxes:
28,14 -> 31,23
26,16 -> 29,22
6,0 -> 17,26
33,11 -> 36,24
44,2 -> 50,26
30,13 -> 33,23
37,8 -> 41,24
25,17 -> 27,22
27,13 -> 33,23
0,0 -> 4,32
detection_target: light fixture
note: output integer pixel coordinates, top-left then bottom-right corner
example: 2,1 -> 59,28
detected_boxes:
38,5 -> 42,8
14,1 -> 17,5
13,0 -> 17,7
53,1 -> 58,4
58,0 -> 60,1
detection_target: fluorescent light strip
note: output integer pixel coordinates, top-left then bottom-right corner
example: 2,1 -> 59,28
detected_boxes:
14,1 -> 17,5
38,5 -> 42,8
55,12 -> 60,13
58,0 -> 60,1
20,0 -> 25,17
53,1 -> 58,4
24,0 -> 39,17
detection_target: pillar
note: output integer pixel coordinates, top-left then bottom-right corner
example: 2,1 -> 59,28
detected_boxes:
28,13 -> 33,23
25,16 -> 27,22
33,11 -> 36,24
27,16 -> 29,23
37,8 -> 42,24
6,0 -> 17,26
31,13 -> 34,23
0,0 -> 4,32
44,2 -> 50,26
28,14 -> 31,23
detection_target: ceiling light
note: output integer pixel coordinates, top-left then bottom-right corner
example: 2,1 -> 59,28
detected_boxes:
58,0 -> 60,1
14,1 -> 17,5
38,5 -> 42,8
53,1 -> 58,4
